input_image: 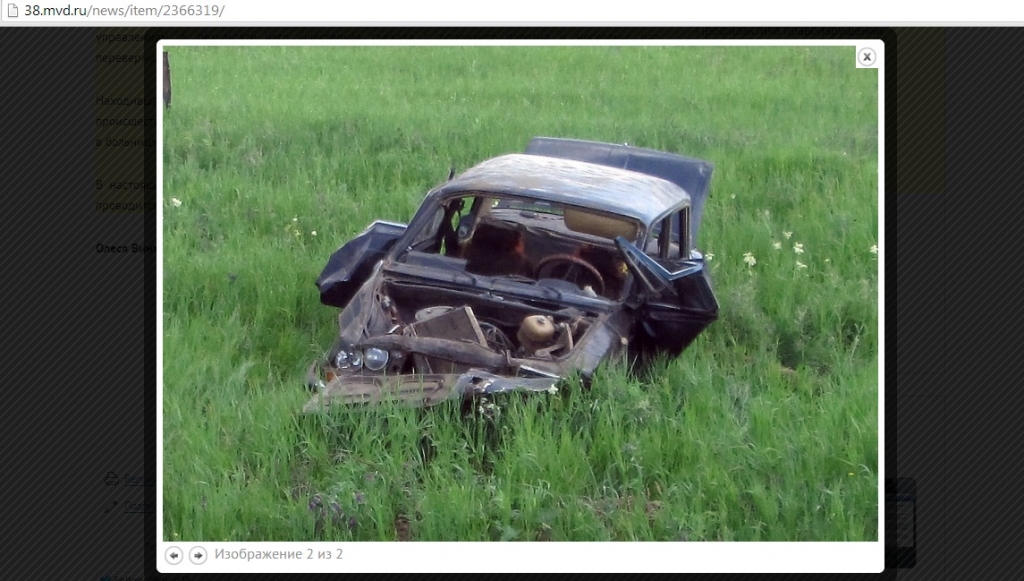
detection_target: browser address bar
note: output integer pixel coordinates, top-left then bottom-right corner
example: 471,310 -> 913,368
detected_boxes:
7,3 -> 226,19
3,1 -> 1024,23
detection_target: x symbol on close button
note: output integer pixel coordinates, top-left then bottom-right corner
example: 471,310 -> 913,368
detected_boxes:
858,48 -> 877,67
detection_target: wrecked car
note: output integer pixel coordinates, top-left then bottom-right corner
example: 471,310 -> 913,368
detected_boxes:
303,137 -> 719,412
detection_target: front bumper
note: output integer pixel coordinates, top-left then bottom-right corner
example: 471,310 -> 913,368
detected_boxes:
302,363 -> 558,412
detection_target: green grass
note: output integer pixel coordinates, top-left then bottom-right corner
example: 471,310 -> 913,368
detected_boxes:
162,45 -> 879,542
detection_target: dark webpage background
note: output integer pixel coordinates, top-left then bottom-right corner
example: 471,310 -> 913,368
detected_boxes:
0,26 -> 995,579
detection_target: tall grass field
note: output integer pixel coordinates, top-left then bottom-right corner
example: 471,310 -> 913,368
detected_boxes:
162,46 -> 879,542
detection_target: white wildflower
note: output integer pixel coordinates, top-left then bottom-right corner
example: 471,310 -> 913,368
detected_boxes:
730,194 -> 737,200
796,261 -> 808,269
870,244 -> 879,255
477,400 -> 501,419
704,253 -> 714,261
547,385 -> 558,395
292,217 -> 298,223
783,231 -> 793,239
170,197 -> 182,207
743,252 -> 756,267
793,243 -> 804,254
311,231 -> 317,237
773,241 -> 782,250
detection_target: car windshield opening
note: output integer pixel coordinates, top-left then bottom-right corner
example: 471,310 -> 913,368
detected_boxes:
395,193 -> 642,300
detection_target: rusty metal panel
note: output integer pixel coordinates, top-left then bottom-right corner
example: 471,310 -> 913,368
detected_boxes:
435,154 -> 689,227
407,306 -> 488,374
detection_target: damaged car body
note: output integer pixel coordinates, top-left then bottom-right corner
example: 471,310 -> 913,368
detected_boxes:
303,137 -> 719,412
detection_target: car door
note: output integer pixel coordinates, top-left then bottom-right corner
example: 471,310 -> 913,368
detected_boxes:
316,221 -> 407,307
616,210 -> 719,357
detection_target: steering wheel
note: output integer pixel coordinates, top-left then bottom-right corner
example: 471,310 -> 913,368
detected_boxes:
535,254 -> 605,296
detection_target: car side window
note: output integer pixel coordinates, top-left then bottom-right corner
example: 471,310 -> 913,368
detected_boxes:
646,211 -> 684,260
677,208 -> 690,258
406,197 -> 471,256
409,206 -> 446,252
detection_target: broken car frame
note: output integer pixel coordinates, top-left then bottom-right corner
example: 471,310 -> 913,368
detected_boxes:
304,137 -> 719,412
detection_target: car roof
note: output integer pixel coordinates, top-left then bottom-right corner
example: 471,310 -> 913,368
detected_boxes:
432,153 -> 690,226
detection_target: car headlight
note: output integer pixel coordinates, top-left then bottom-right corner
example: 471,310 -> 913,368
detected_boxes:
349,349 -> 363,369
363,347 -> 389,371
334,350 -> 350,369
